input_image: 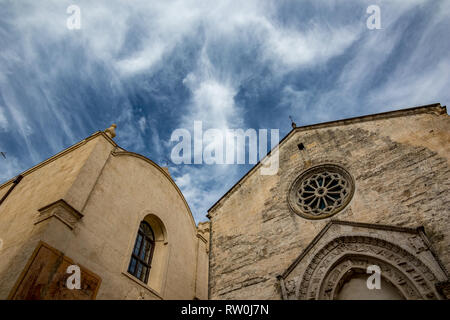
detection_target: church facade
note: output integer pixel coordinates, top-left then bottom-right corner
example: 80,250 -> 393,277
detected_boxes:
207,103 -> 450,300
0,126 -> 209,300
0,103 -> 449,300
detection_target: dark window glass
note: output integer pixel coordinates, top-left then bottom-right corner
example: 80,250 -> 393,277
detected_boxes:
128,221 -> 155,283
128,257 -> 137,274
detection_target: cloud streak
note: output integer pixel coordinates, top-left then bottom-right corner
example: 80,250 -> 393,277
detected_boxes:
0,0 -> 449,223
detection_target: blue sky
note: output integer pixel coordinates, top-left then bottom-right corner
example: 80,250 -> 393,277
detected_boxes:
1,0 -> 449,223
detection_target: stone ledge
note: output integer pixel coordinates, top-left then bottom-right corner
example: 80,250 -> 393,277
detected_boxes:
121,271 -> 163,300
35,199 -> 83,230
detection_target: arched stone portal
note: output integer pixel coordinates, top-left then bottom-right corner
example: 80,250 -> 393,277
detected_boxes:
335,268 -> 404,300
280,221 -> 449,300
298,237 -> 439,299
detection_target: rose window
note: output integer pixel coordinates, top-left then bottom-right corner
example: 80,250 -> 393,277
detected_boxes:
288,164 -> 354,219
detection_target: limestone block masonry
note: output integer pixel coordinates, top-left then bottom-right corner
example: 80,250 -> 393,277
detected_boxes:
0,129 -> 209,300
207,104 -> 450,300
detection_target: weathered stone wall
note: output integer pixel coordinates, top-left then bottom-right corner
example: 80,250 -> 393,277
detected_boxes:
196,221 -> 210,300
282,221 -> 448,300
0,135 -> 99,299
208,106 -> 450,299
72,150 -> 201,299
0,132 -> 208,300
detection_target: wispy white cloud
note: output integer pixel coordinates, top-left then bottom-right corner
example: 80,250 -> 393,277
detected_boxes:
115,104 -> 146,152
368,60 -> 450,110
149,118 -> 164,161
278,0 -> 450,125
138,116 -> 147,133
1,0 -> 449,222
174,164 -> 241,222
0,106 -> 8,131
263,22 -> 360,71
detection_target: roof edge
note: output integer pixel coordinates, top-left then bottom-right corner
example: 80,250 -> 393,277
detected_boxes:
207,103 -> 446,215
0,131 -> 117,190
292,102 -> 445,133
111,150 -> 198,231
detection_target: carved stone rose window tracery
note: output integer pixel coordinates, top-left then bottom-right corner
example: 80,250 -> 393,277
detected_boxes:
288,164 -> 354,219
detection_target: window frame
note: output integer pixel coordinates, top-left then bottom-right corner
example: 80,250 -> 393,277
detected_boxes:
288,164 -> 355,220
127,221 -> 155,284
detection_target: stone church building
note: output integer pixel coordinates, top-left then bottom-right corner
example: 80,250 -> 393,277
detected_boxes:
0,125 -> 209,300
0,103 -> 449,300
207,103 -> 450,300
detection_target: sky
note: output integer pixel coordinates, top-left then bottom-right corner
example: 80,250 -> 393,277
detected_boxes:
0,0 -> 449,223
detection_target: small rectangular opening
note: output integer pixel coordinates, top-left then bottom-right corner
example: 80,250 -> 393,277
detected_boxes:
298,143 -> 305,151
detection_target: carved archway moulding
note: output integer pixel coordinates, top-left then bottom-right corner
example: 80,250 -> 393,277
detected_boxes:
278,220 -> 449,300
319,255 -> 411,300
297,237 -> 437,300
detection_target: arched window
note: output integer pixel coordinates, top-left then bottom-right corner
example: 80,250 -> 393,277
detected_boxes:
128,221 -> 155,283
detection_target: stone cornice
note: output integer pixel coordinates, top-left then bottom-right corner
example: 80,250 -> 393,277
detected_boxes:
35,199 -> 84,230
292,103 -> 446,133
0,131 -> 117,190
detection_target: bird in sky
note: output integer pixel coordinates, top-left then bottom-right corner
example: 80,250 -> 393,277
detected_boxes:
0,152 -> 6,159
